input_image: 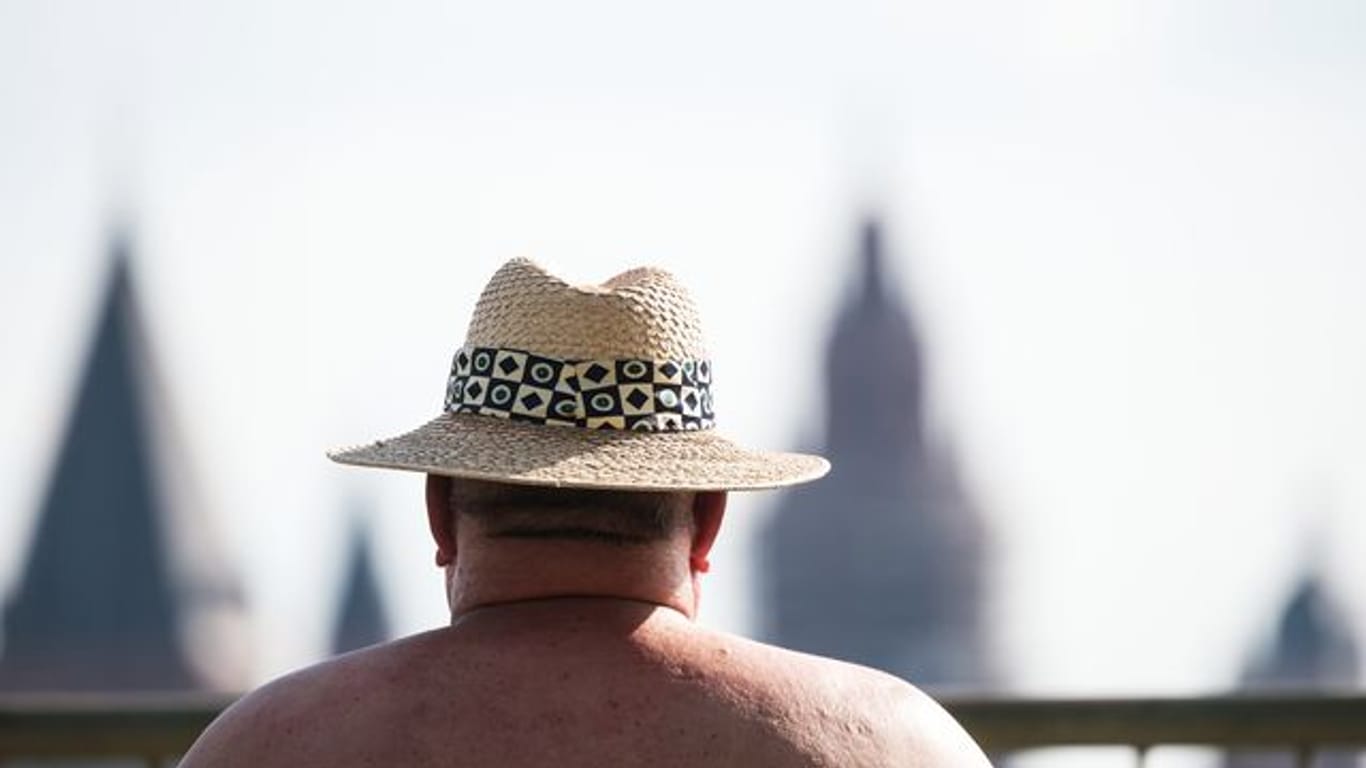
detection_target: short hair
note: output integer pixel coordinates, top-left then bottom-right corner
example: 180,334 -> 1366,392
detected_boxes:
448,479 -> 690,546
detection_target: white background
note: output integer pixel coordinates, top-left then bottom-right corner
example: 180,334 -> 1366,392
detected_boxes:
2,2 -> 1365,764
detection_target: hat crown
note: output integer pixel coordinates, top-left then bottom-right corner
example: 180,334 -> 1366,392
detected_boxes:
464,259 -> 709,360
330,257 -> 830,490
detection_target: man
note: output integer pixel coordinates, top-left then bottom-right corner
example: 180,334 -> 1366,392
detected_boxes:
182,259 -> 991,767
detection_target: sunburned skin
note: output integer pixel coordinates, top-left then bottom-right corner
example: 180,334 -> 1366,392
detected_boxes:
182,480 -> 992,767
181,599 -> 990,767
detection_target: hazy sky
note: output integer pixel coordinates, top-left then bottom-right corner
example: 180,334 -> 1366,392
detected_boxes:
2,3 -> 1365,763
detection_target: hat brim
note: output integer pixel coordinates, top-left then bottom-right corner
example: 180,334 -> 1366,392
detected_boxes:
328,413 -> 829,491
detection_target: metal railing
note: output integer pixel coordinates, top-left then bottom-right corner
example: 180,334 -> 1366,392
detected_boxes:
0,693 -> 224,765
951,694 -> 1366,765
2,694 -> 1364,765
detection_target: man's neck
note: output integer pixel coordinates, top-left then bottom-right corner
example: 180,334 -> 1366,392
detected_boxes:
448,594 -> 694,634
446,539 -> 699,620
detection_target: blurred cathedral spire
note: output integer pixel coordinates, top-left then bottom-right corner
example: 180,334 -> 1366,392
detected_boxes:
762,213 -> 992,688
825,215 -> 923,458
331,513 -> 392,655
1241,575 -> 1358,690
859,217 -> 887,302
1222,572 -> 1359,767
0,224 -> 246,691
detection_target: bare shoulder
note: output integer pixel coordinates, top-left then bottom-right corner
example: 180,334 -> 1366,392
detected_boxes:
179,635 -> 431,768
709,633 -> 993,767
179,657 -> 359,768
866,672 -> 994,767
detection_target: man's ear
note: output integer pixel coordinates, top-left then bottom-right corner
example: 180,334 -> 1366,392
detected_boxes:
426,474 -> 456,567
689,491 -> 726,573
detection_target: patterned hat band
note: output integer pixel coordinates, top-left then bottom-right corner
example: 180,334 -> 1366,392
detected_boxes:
444,345 -> 716,432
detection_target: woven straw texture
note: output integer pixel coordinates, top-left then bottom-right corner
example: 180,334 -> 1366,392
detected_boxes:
329,258 -> 830,491
465,259 -> 708,360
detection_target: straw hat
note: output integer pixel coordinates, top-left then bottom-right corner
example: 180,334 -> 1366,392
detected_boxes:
328,258 -> 829,491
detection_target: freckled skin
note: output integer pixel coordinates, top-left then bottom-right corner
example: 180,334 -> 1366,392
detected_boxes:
182,482 -> 990,767
183,601 -> 990,768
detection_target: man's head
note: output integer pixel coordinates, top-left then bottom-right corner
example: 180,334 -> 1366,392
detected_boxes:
329,259 -> 826,618
425,475 -> 727,617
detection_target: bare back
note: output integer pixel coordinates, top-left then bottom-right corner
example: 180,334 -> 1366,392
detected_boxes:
183,600 -> 990,767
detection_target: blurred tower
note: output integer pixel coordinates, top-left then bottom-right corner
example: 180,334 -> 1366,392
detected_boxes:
1242,577 -> 1359,689
761,216 -> 991,687
0,228 -> 245,692
1223,576 -> 1361,768
330,519 -> 392,655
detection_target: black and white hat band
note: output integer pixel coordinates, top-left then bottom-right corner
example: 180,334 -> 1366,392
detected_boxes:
444,345 -> 716,432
